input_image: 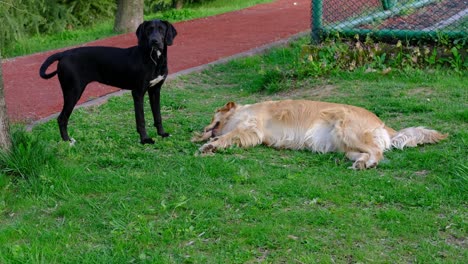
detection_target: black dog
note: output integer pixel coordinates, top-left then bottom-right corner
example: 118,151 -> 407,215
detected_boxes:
39,20 -> 177,144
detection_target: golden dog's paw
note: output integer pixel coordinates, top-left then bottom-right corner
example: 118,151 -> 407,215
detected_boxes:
191,131 -> 211,142
350,160 -> 367,170
199,143 -> 217,155
349,159 -> 378,170
365,160 -> 377,169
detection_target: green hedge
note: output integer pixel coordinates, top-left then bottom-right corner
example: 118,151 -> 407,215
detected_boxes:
0,0 -> 211,56
145,0 -> 214,13
0,0 -> 115,54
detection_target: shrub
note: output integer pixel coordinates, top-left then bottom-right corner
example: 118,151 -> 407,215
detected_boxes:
299,36 -> 467,77
0,129 -> 57,181
0,0 -> 115,56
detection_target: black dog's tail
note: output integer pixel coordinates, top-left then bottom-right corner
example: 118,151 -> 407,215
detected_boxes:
39,52 -> 64,79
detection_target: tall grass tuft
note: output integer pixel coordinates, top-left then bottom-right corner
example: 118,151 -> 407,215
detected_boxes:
0,129 -> 57,181
249,36 -> 467,92
301,36 -> 467,75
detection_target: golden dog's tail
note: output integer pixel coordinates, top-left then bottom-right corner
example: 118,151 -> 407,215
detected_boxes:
391,126 -> 447,149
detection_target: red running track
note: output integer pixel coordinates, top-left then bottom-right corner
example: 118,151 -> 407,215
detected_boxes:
2,0 -> 310,123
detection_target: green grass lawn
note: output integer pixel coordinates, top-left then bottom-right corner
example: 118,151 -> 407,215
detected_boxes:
0,38 -> 467,262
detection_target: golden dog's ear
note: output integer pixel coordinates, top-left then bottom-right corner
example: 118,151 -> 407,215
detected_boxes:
218,101 -> 237,112
225,101 -> 236,110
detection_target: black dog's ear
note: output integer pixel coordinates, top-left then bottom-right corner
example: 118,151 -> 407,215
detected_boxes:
136,21 -> 148,46
163,20 -> 177,46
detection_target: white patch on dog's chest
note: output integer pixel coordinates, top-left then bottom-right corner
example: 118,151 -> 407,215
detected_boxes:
157,50 -> 161,58
149,75 -> 164,87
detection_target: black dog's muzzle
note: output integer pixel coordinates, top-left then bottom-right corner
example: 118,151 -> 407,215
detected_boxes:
150,39 -> 163,51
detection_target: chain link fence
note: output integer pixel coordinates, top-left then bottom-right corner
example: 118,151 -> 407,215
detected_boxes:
311,0 -> 468,43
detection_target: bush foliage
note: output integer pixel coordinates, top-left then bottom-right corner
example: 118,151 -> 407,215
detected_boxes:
0,0 -> 114,54
0,0 -> 211,56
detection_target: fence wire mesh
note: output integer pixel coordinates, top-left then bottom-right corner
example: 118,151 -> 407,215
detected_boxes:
311,0 -> 468,43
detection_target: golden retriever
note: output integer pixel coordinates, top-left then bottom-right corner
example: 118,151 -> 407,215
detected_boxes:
192,100 -> 447,169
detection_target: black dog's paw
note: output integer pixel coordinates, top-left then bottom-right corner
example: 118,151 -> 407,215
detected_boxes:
140,137 -> 155,144
158,132 -> 171,138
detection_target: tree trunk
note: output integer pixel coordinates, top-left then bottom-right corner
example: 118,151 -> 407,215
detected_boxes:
114,0 -> 144,33
0,56 -> 12,152
173,0 -> 184,9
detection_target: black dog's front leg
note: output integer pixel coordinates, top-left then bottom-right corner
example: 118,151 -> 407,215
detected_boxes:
148,84 -> 170,138
132,90 -> 155,144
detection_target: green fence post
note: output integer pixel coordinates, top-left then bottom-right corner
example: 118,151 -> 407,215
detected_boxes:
382,0 -> 396,10
311,0 -> 323,44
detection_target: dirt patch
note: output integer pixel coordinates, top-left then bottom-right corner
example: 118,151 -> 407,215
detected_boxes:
445,234 -> 467,248
407,87 -> 434,96
274,84 -> 337,100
